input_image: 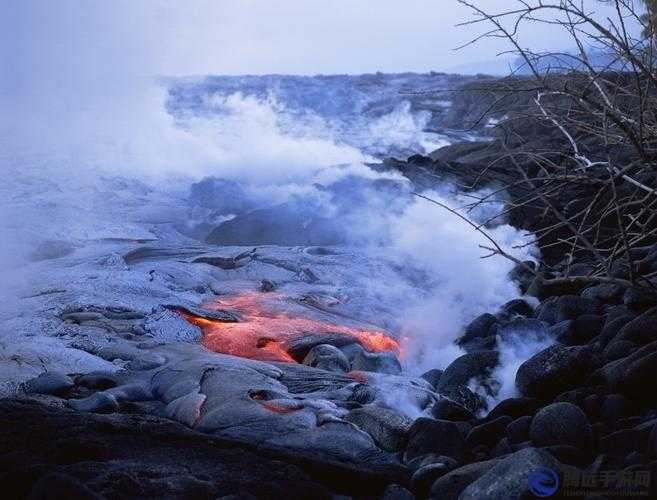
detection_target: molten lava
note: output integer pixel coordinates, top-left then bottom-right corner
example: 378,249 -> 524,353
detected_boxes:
177,291 -> 400,363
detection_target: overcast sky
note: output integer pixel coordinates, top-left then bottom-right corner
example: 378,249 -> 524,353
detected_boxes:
4,0 -> 626,79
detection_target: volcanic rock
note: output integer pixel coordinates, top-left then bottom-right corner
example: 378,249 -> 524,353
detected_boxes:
428,458 -> 499,500
380,484 -> 414,500
529,402 -> 592,449
466,416 -> 512,449
205,203 -> 345,246
437,350 -> 499,397
499,298 -> 535,318
349,348 -> 402,375
404,418 -> 467,462
623,287 -> 657,312
23,371 -> 74,396
614,307 -> 657,345
486,396 -> 543,420
581,282 -> 626,303
345,406 -> 413,452
459,448 -> 574,500
431,398 -> 474,422
420,369 -> 443,389
505,415 -> 532,444
410,461 -> 456,498
535,295 -> 601,325
303,344 -> 350,373
516,344 -> 599,399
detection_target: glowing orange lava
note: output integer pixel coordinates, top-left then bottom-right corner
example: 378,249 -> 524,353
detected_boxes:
177,291 -> 400,363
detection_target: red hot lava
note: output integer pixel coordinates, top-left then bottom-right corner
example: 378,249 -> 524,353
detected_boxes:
177,291 -> 400,363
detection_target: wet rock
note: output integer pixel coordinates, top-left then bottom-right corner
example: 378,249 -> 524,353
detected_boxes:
459,448 -> 573,500
617,351 -> 657,404
594,313 -> 636,350
582,283 -> 626,304
349,348 -> 402,375
459,313 -> 497,344
410,461 -> 456,498
419,369 -> 443,389
205,203 -> 345,246
429,459 -> 499,500
75,373 -> 119,390
431,399 -> 474,422
494,318 -> 549,342
614,307 -> 657,345
554,314 -> 605,345
599,420 -> 657,456
303,344 -> 350,373
505,415 -> 532,444
499,299 -> 535,318
603,340 -> 636,362
381,484 -> 414,500
404,418 -> 467,462
345,406 -> 412,452
164,391 -> 207,427
535,295 -> 600,325
68,392 -> 119,413
516,344 -> 599,399
599,394 -> 634,425
437,385 -> 486,416
487,397 -> 543,420
490,437 -> 513,458
623,287 -> 657,312
509,261 -> 536,293
437,351 -> 499,397
530,402 -> 592,450
24,371 -> 74,396
144,309 -> 202,343
259,279 -> 277,292
466,416 -> 512,449
27,473 -> 102,500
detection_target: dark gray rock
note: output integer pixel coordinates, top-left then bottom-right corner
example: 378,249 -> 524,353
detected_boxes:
582,283 -> 626,304
404,418 -> 467,462
420,369 -> 443,389
617,351 -> 657,404
381,484 -> 414,500
509,261 -> 536,293
499,299 -> 535,318
410,460 -> 457,498
431,399 -> 475,422
516,344 -> 599,399
535,295 -> 601,325
594,313 -> 636,350
345,406 -> 412,452
530,402 -> 592,449
459,448 -> 573,500
75,373 -> 119,390
27,473 -> 102,500
24,371 -> 74,396
599,394 -> 635,424
490,437 -> 513,458
467,416 -> 513,449
603,340 -> 637,362
302,344 -> 350,373
437,351 -> 499,397
614,307 -> 657,345
205,203 -> 345,246
494,318 -> 549,342
460,313 -> 498,343
68,393 -> 119,414
349,348 -> 402,375
505,415 -> 532,445
487,397 -> 543,420
429,459 -> 499,500
624,287 -> 657,312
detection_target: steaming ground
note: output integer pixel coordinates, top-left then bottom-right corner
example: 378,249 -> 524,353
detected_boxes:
0,74 -> 541,463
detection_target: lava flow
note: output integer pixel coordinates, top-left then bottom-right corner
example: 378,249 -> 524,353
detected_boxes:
177,291 -> 400,363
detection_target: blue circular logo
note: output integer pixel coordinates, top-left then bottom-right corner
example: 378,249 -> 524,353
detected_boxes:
528,467 -> 560,497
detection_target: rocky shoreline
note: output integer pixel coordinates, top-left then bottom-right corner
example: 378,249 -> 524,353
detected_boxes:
4,77 -> 657,499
